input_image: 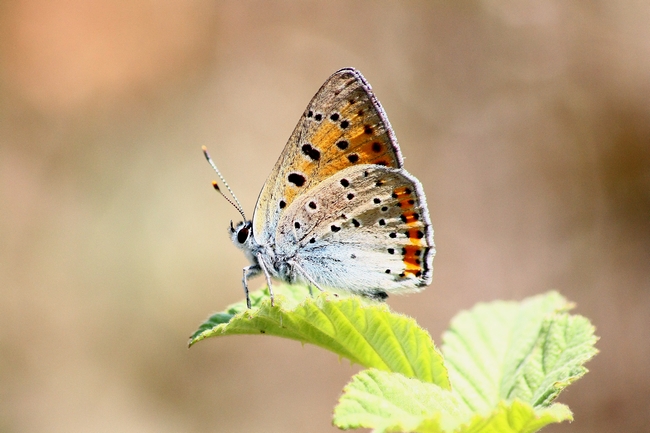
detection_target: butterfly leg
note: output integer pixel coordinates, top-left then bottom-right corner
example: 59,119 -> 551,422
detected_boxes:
293,261 -> 324,293
256,254 -> 275,307
242,265 -> 261,309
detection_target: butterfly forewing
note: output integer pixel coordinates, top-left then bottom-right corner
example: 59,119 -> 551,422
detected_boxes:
253,68 -> 404,244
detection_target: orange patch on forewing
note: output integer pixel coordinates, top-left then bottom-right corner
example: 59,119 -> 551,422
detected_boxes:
306,126 -> 398,180
362,140 -> 394,165
309,122 -> 342,153
344,126 -> 394,166
302,99 -> 400,174
346,125 -> 370,147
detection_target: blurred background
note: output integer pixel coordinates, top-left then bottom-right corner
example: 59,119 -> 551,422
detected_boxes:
1,1 -> 648,432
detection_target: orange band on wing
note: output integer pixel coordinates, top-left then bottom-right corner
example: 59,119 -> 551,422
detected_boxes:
400,210 -> 420,225
407,228 -> 426,245
402,245 -> 423,277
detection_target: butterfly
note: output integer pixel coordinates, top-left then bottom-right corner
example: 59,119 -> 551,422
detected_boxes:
203,68 -> 435,308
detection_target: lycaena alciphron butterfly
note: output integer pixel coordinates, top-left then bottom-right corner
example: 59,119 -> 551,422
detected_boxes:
203,68 -> 435,308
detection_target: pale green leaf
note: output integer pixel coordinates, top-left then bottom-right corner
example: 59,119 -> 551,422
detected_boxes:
509,313 -> 599,407
460,400 -> 572,433
333,369 -> 469,433
333,370 -> 572,433
189,284 -> 450,387
442,291 -> 598,413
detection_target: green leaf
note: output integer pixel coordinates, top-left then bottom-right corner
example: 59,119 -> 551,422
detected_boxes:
333,369 -> 469,433
511,314 -> 599,407
460,400 -> 572,433
333,370 -> 572,433
441,291 -> 598,413
191,288 -> 597,432
189,284 -> 450,387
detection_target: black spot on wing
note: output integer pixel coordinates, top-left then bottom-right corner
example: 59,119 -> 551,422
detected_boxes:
288,173 -> 306,187
301,144 -> 321,161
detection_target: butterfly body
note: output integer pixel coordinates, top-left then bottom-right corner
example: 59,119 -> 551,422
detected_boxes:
221,68 -> 434,308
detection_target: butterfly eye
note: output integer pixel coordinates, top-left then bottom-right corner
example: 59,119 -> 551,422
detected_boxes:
237,226 -> 250,244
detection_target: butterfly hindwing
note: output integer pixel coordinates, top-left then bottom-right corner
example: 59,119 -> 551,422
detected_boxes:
274,165 -> 434,294
253,68 -> 404,245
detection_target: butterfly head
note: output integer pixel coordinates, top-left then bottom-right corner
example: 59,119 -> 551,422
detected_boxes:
230,220 -> 254,249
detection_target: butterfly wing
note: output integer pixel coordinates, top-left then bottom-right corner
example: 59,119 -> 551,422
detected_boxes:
274,165 -> 434,294
252,68 -> 404,245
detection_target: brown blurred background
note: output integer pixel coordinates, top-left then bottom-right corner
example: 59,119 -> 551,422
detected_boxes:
1,1 -> 648,432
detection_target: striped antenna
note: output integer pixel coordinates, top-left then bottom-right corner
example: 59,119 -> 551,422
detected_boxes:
202,146 -> 247,221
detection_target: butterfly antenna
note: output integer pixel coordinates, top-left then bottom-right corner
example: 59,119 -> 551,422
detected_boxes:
202,146 -> 247,221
